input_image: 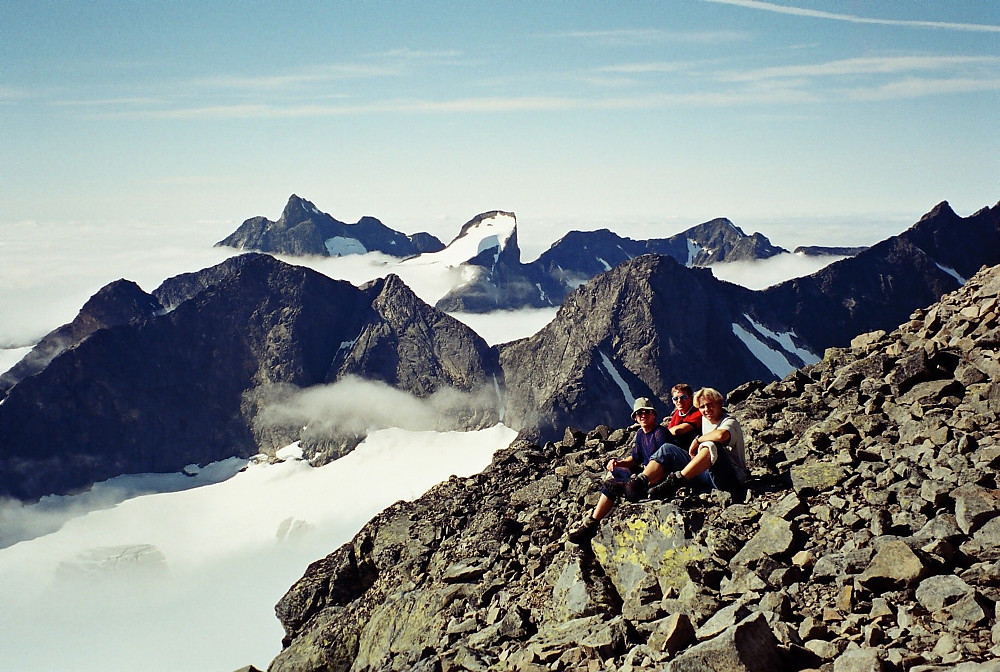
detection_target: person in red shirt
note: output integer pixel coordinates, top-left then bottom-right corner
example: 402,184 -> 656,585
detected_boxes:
662,383 -> 701,452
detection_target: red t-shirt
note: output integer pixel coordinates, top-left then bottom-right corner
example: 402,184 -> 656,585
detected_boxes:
666,407 -> 702,446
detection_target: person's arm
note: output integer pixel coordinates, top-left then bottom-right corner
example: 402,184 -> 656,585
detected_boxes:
608,455 -> 638,472
669,422 -> 697,437
689,421 -> 732,455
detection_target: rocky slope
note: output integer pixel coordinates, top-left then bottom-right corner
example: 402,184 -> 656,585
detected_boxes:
263,262 -> 1000,672
216,194 -> 444,257
0,254 -> 501,501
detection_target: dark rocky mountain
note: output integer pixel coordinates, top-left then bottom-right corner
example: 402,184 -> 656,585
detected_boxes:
262,262 -> 1000,672
500,201 -> 1000,443
752,201 -> 1000,355
792,245 -> 868,257
0,279 -> 162,394
0,253 -> 501,501
216,194 -> 444,258
499,255 -> 782,443
528,218 -> 787,291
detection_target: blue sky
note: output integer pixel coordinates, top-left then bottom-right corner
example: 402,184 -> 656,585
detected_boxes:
2,0 -> 998,247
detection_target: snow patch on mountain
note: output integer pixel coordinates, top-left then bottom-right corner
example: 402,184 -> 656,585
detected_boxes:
686,239 -> 702,266
936,262 -> 966,285
599,351 -> 634,405
731,323 -> 797,378
744,315 -> 820,366
408,212 -> 517,270
325,237 -> 367,256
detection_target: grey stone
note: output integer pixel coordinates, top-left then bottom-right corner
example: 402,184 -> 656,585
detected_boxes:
696,600 -> 753,640
791,461 -> 847,495
670,613 -> 781,672
647,612 -> 696,654
834,646 -> 884,672
731,514 -> 797,567
953,484 -> 1000,535
915,574 -> 973,611
858,539 -> 928,591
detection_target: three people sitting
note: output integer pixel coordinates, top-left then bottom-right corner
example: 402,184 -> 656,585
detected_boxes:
568,385 -> 746,544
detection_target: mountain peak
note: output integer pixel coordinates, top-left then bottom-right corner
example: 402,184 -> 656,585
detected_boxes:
421,211 -> 519,269
282,194 -> 322,225
918,200 -> 957,222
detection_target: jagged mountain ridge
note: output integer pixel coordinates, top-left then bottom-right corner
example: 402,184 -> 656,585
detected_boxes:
531,218 -> 786,289
216,196 -> 798,313
216,194 -> 445,258
751,201 -> 1000,353
438,215 -> 790,312
264,262 -> 1000,672
0,253 -> 501,501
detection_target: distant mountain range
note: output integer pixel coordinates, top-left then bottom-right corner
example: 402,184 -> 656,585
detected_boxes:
1,199 -> 997,499
218,195 -> 819,312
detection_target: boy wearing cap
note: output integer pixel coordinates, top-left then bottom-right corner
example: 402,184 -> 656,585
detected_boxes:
568,396 -> 673,543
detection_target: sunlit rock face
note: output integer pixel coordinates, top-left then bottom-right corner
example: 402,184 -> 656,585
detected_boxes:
0,253 -> 501,501
215,194 -> 443,258
268,263 -> 1000,672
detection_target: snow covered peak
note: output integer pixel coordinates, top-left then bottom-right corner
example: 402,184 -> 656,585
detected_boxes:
414,211 -> 517,268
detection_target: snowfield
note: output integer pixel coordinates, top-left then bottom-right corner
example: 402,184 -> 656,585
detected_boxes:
0,424 -> 517,672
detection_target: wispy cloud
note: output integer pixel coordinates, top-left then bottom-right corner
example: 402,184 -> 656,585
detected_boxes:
550,28 -> 748,45
704,0 -> 1000,33
596,62 -> 688,74
724,55 -> 1000,81
843,76 -> 1000,101
192,64 -> 398,90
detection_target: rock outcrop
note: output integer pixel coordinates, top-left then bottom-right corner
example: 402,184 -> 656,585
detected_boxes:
216,194 -> 444,258
0,254 -> 501,501
266,262 -> 1000,672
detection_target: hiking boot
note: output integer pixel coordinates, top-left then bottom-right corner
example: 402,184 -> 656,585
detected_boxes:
624,474 -> 649,502
568,517 -> 600,544
648,471 -> 684,499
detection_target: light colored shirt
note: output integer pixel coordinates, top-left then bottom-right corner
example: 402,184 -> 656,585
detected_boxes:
702,412 -> 746,481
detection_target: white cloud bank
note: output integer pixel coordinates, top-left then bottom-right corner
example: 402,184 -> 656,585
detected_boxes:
0,424 -> 516,672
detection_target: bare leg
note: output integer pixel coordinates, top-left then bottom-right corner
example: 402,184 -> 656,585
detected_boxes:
641,460 -> 666,485
683,446 -> 713,479
592,493 -> 613,520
